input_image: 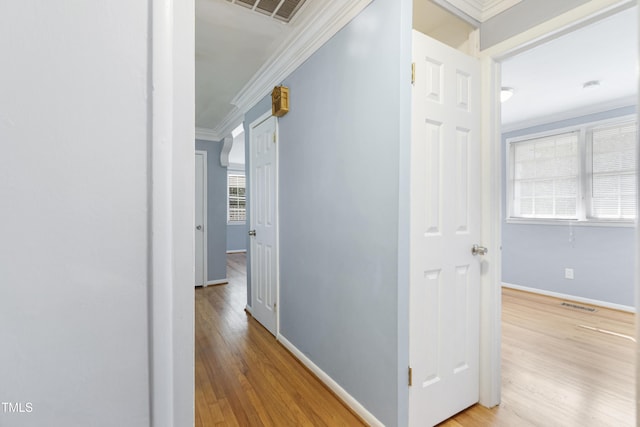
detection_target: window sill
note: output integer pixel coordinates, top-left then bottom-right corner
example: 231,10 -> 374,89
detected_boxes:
505,217 -> 636,228
227,221 -> 247,226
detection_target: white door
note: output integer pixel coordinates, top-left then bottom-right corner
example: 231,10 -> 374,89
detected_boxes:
409,30 -> 483,426
249,114 -> 278,335
195,151 -> 207,287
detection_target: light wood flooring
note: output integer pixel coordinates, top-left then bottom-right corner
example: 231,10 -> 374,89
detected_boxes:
196,253 -> 635,426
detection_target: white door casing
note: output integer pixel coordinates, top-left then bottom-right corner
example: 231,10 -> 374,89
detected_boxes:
195,150 -> 207,287
249,113 -> 278,336
409,30 -> 482,426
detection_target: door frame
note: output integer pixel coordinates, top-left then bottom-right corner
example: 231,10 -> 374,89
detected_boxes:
247,110 -> 280,335
477,0 -> 637,408
195,150 -> 208,287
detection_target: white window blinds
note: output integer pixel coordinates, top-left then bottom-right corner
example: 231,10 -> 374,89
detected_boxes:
511,131 -> 579,219
590,121 -> 637,219
228,174 -> 246,222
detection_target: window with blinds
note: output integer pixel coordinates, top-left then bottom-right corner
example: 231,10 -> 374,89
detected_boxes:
507,116 -> 637,223
228,174 -> 246,223
511,131 -> 579,219
589,121 -> 637,219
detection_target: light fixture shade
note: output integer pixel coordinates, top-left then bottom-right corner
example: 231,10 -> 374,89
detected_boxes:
501,87 -> 514,103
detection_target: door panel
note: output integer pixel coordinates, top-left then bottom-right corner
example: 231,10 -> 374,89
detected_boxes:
250,115 -> 278,335
409,30 -> 481,426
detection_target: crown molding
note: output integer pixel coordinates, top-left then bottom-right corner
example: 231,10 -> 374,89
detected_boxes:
210,107 -> 245,144
195,127 -> 221,142
229,0 -> 373,115
501,96 -> 637,134
441,0 -> 521,22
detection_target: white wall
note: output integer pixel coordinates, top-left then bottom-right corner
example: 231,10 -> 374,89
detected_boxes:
0,2 -> 194,426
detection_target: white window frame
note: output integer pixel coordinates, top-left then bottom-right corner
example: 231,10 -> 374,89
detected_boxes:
506,115 -> 637,227
227,171 -> 246,224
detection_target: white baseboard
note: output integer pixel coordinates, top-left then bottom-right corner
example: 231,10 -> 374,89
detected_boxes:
502,282 -> 635,313
244,305 -> 252,315
226,250 -> 247,254
276,334 -> 384,427
204,279 -> 228,287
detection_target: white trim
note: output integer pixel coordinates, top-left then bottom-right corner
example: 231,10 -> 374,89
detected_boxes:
245,305 -> 253,315
210,0 -> 372,140
211,107 -> 245,145
195,150 -> 208,287
195,127 -> 222,142
441,0 -> 522,22
502,282 -> 636,313
479,56 -> 503,408
479,0 -> 636,59
226,250 -> 247,254
277,334 -> 384,427
205,279 -> 228,286
501,96 -> 637,133
220,136 -> 233,167
150,0 -> 195,425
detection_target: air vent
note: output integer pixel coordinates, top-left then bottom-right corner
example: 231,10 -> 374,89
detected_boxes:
227,0 -> 307,23
561,302 -> 597,312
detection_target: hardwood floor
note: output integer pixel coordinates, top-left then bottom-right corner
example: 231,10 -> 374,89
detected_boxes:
196,254 -> 635,426
441,288 -> 635,427
195,253 -> 365,426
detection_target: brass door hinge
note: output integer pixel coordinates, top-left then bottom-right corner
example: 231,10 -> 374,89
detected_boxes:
411,63 -> 415,85
273,132 -> 276,143
408,366 -> 413,386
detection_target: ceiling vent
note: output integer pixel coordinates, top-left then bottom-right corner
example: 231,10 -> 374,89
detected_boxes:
227,0 -> 307,23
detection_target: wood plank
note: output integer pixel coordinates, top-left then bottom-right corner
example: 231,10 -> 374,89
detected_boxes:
195,253 -> 365,427
196,255 -> 635,426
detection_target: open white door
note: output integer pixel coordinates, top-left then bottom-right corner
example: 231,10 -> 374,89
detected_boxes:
409,30 -> 483,426
249,114 -> 278,335
195,150 -> 207,287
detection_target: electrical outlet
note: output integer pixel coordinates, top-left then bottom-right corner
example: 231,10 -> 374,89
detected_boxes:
565,268 -> 574,280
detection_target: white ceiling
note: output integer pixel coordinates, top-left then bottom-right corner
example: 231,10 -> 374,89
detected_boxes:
195,0 -> 303,131
501,6 -> 638,130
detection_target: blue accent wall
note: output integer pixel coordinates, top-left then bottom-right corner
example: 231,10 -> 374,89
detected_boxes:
227,223 -> 247,252
196,139 -> 227,282
244,0 -> 412,424
502,106 -> 637,307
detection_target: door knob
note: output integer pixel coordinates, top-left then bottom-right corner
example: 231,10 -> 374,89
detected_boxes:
471,244 -> 488,256
196,225 -> 202,230
248,229 -> 256,236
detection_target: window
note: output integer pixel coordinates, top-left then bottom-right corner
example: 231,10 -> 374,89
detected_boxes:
589,122 -> 637,219
507,117 -> 637,223
228,174 -> 246,223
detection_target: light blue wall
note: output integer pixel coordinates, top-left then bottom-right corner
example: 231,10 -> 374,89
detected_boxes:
244,0 -> 411,424
226,223 -> 247,252
502,106 -> 637,307
480,0 -> 589,49
196,140 -> 227,282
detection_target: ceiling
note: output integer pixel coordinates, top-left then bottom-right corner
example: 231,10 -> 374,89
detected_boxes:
195,0 -> 637,139
501,5 -> 638,130
195,0 -> 294,131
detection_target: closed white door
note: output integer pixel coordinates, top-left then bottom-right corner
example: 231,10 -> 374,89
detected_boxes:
195,151 -> 207,287
409,30 -> 483,426
249,115 -> 278,335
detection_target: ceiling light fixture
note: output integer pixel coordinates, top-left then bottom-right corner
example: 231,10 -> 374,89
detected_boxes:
582,80 -> 601,90
500,87 -> 515,103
